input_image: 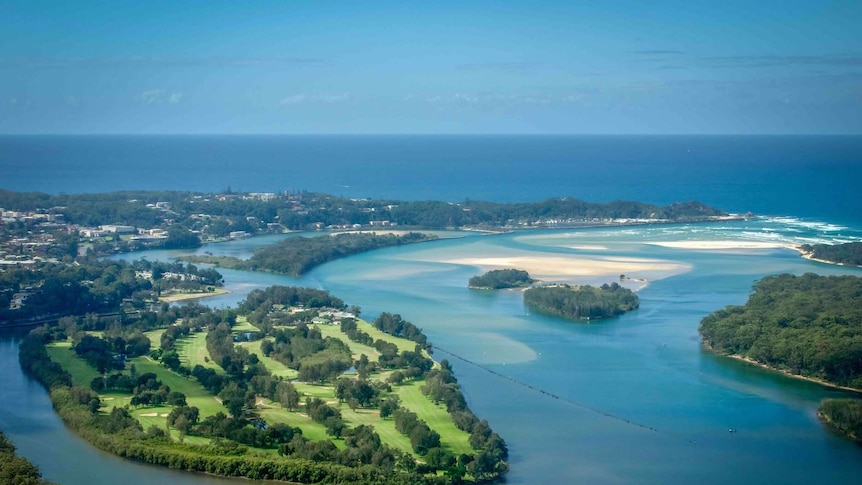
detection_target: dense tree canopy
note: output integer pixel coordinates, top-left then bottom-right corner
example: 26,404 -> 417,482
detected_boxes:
468,269 -> 534,289
700,273 -> 862,388
801,242 -> 862,267
524,283 -> 639,320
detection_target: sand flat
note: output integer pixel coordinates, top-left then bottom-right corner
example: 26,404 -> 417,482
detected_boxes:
647,240 -> 785,250
435,254 -> 688,280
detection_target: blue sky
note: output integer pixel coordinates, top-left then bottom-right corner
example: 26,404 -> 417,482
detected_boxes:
1,1 -> 860,134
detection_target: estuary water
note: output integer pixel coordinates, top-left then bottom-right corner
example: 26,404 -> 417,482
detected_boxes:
1,135 -> 862,484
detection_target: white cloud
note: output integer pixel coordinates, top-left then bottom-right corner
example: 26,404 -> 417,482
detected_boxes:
140,89 -> 165,104
278,92 -> 350,106
279,94 -> 307,105
139,89 -> 183,105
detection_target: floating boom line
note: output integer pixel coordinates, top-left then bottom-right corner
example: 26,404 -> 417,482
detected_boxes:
434,345 -> 669,436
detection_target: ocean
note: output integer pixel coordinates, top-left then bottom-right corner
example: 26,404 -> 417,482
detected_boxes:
2,135 -> 861,224
2,135 -> 862,484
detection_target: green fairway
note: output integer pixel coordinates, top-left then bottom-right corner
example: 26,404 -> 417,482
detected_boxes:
143,328 -> 167,349
357,319 -> 418,354
173,331 -> 222,373
232,316 -> 260,333
46,342 -> 101,387
236,339 -> 298,378
341,406 -> 414,455
128,356 -> 227,418
257,403 -> 334,444
395,381 -> 473,455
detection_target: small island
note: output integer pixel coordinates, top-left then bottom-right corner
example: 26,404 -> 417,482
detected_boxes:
699,273 -> 862,441
800,242 -> 862,267
468,269 -> 535,289
523,283 -> 639,321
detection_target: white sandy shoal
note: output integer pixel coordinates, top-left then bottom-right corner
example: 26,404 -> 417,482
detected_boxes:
647,240 -> 786,250
438,255 -> 688,280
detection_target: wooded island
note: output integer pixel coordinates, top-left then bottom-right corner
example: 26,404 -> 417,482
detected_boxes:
468,269 -> 534,289
523,283 -> 639,321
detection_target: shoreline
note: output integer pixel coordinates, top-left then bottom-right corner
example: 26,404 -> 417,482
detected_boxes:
797,248 -> 862,269
703,343 -> 862,395
158,287 -> 229,303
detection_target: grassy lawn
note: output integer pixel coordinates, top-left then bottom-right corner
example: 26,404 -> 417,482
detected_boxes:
341,406 -> 414,455
232,316 -> 260,333
315,324 -> 381,361
143,328 -> 167,350
236,339 -> 298,379
395,381 -> 473,456
173,331 -> 222,373
257,404 -> 334,444
46,342 -> 102,387
357,319 -> 418,354
127,356 -> 227,418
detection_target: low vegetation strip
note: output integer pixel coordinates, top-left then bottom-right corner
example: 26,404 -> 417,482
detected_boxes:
181,232 -> 437,276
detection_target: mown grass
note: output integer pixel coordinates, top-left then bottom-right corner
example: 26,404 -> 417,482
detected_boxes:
173,331 -> 222,373
46,342 -> 101,387
236,339 -> 298,379
232,316 -> 260,333
394,381 -> 473,455
128,355 -> 227,418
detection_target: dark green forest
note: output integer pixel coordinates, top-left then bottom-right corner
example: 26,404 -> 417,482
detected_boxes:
801,242 -> 862,267
182,232 -> 435,276
468,269 -> 534,289
818,399 -> 862,442
699,273 -> 862,388
523,283 -> 639,320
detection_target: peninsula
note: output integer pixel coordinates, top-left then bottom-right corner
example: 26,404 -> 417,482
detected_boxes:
699,273 -> 862,440
799,242 -> 862,267
180,231 -> 436,276
19,285 -> 509,483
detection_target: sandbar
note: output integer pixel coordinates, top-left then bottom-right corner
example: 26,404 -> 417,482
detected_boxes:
434,254 -> 689,281
647,240 -> 786,250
